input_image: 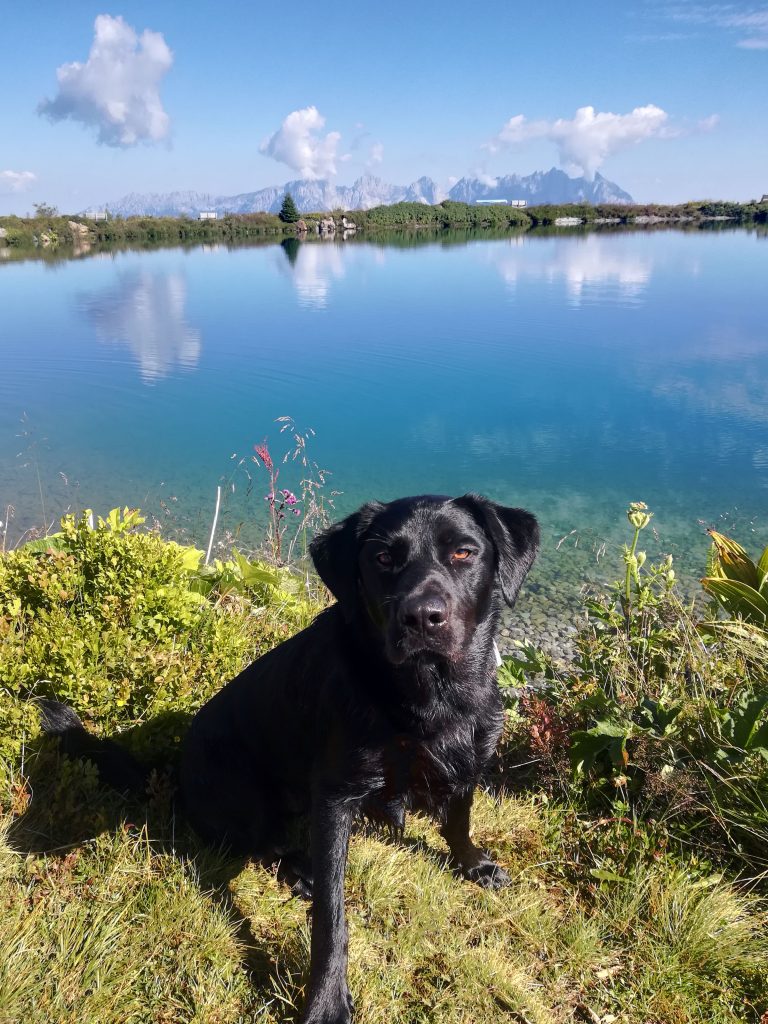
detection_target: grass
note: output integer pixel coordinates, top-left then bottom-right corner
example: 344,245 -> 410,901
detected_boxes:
1,790 -> 765,1024
1,505 -> 767,1022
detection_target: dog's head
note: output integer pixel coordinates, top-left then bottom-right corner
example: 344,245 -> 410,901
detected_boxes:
310,495 -> 539,665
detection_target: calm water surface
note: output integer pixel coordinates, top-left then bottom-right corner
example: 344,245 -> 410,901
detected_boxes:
2,229 -> 767,602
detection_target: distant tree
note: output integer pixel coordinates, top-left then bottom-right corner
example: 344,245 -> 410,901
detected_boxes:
279,192 -> 300,223
33,202 -> 59,218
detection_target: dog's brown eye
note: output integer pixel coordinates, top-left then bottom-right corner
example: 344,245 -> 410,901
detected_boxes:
376,551 -> 393,567
452,548 -> 472,561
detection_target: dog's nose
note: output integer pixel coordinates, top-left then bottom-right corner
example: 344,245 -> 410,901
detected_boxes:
399,594 -> 448,634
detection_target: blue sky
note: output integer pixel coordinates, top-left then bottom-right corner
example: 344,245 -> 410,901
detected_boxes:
1,0 -> 766,213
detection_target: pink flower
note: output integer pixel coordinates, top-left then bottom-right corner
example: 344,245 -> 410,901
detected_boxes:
254,442 -> 273,472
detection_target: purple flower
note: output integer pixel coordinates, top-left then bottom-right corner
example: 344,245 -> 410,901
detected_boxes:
280,489 -> 298,506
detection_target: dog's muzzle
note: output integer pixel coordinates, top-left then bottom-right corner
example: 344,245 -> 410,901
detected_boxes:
387,589 -> 457,662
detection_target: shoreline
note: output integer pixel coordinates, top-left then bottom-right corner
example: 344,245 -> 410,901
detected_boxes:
2,198 -> 766,259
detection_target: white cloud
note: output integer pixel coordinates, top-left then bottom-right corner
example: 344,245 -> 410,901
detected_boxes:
485,105 -> 672,179
260,107 -> 341,180
0,170 -> 36,193
367,142 -> 384,167
472,168 -> 499,188
698,113 -> 721,131
666,4 -> 768,49
38,14 -> 173,147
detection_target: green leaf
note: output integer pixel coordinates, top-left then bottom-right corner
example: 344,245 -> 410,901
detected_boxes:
21,532 -> 68,554
725,696 -> 768,752
637,698 -> 682,736
701,577 -> 768,624
707,530 -> 760,588
174,544 -> 205,572
757,545 -> 768,592
570,730 -> 612,775
589,869 -> 631,884
590,719 -> 631,739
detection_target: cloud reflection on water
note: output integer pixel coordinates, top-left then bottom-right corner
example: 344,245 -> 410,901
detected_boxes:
275,240 -> 347,309
80,269 -> 201,382
648,338 -> 768,426
491,234 -> 653,304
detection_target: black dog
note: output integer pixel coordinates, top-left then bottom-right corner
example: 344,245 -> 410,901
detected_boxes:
180,493 -> 539,1024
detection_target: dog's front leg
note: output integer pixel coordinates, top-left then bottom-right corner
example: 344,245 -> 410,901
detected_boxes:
441,786 -> 510,889
301,790 -> 355,1024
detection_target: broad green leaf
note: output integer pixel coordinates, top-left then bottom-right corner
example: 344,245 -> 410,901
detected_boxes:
701,577 -> 768,624
570,730 -> 613,774
758,544 -> 768,592
186,576 -> 215,597
174,544 -> 205,572
726,696 -> 768,753
21,532 -> 68,554
590,719 -> 631,739
750,722 -> 768,760
707,530 -> 760,588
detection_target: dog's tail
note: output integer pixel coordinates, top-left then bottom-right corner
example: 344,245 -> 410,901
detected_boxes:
37,697 -> 149,793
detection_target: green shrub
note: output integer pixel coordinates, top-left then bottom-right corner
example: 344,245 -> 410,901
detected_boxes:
0,508 -> 323,797
500,504 -> 768,872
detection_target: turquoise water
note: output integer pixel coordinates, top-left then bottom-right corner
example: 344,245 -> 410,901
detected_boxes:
1,228 -> 767,601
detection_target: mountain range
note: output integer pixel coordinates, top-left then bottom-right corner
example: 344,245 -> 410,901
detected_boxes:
99,168 -> 633,218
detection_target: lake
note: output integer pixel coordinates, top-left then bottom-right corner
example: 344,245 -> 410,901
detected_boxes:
1,227 -> 767,620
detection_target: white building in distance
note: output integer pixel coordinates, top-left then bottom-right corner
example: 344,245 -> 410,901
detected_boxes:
475,199 -> 527,207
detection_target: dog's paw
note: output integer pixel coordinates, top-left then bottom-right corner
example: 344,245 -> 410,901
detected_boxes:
462,858 -> 511,890
276,852 -> 314,901
291,876 -> 314,900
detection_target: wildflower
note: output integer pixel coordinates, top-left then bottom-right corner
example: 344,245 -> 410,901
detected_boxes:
254,442 -> 273,472
627,502 -> 653,531
281,490 -> 298,506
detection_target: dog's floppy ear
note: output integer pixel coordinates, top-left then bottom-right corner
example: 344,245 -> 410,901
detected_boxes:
455,494 -> 540,607
310,502 -> 383,622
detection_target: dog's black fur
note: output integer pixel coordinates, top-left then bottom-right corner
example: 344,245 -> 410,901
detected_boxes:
37,494 -> 538,1024
178,493 -> 538,1024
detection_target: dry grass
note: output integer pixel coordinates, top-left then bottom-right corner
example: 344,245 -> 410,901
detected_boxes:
1,791 -> 765,1024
